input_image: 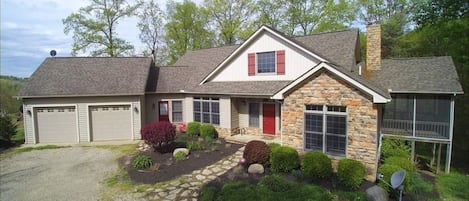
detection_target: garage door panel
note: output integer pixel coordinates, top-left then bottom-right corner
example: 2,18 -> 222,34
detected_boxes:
35,107 -> 77,143
90,105 -> 131,141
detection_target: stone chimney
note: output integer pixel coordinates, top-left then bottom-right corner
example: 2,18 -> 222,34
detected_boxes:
366,24 -> 381,71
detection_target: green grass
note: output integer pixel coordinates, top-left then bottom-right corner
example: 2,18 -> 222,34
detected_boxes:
436,172 -> 469,201
1,145 -> 69,158
94,143 -> 139,157
332,191 -> 367,201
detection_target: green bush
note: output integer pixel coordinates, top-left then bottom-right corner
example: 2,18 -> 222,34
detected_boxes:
333,191 -> 367,201
243,140 -> 270,166
301,151 -> 332,179
270,146 -> 300,173
200,124 -> 217,139
216,181 -> 260,200
200,186 -> 218,201
268,142 -> 281,152
378,164 -> 405,192
186,140 -> 204,151
385,156 -> 415,173
0,115 -> 16,144
381,138 -> 411,160
258,174 -> 294,192
436,172 -> 469,201
174,151 -> 186,161
132,155 -> 153,169
187,122 -> 201,136
337,159 -> 366,189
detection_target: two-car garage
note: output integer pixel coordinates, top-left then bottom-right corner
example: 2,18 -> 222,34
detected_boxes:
32,104 -> 134,143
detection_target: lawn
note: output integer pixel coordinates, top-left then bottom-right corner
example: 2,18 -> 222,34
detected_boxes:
436,172 -> 469,201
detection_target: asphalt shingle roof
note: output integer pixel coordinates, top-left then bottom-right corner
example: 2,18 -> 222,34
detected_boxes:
369,56 -> 463,93
18,57 -> 152,97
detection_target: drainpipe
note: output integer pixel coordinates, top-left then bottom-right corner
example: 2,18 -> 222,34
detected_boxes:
275,100 -> 284,145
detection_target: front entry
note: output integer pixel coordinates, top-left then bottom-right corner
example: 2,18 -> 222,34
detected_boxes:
158,101 -> 169,121
262,103 -> 276,135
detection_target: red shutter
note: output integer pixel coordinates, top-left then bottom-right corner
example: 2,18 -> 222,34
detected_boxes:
248,53 -> 255,76
277,50 -> 285,75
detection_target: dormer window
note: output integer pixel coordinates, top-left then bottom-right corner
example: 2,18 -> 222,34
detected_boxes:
248,50 -> 285,76
257,52 -> 276,73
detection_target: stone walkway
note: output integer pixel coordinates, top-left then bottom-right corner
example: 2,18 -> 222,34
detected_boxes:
147,146 -> 244,201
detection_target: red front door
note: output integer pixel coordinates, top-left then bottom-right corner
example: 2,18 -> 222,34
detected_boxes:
158,101 -> 169,122
263,103 -> 276,135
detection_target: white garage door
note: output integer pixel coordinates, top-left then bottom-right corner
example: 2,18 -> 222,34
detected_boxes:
34,107 -> 78,143
89,105 -> 132,141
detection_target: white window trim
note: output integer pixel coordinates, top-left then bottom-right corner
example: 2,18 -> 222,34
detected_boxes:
304,105 -> 348,157
193,97 -> 220,125
256,51 -> 277,75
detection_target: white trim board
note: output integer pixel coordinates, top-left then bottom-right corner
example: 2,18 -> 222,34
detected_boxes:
271,62 -> 391,103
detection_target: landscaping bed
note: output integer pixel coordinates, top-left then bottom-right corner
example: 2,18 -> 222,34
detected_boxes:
122,133 -> 242,184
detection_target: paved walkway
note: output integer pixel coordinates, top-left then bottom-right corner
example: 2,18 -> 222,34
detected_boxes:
146,146 -> 244,201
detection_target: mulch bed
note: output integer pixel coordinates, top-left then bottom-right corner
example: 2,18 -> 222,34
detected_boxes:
121,135 -> 243,184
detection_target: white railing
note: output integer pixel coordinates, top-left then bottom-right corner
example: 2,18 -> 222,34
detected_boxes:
382,119 -> 450,139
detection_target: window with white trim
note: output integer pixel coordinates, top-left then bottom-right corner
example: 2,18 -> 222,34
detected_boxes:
193,97 -> 219,125
172,100 -> 183,122
257,52 -> 276,73
249,102 -> 260,127
304,105 -> 347,156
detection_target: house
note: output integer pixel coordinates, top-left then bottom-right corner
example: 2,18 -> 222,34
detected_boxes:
18,25 -> 463,181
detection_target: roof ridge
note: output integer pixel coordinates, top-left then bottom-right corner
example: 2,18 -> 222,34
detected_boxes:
46,56 -> 151,59
293,28 -> 358,39
383,56 -> 451,61
184,44 -> 240,53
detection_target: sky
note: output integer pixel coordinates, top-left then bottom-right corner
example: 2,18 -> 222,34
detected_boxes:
0,0 -> 163,78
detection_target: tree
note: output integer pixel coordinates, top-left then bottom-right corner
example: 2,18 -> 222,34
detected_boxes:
63,0 -> 141,57
254,0 -> 286,31
0,115 -> 16,144
285,0 -> 356,36
165,0 -> 214,64
202,0 -> 255,45
137,0 -> 169,65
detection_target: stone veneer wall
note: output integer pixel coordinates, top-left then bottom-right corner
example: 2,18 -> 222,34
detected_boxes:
282,71 -> 379,181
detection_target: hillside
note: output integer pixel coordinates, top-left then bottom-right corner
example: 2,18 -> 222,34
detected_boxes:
0,75 -> 27,114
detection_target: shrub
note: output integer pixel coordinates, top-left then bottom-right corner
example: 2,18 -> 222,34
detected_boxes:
141,121 -> 176,148
187,122 -> 201,136
258,174 -> 294,192
268,142 -> 281,152
200,124 -> 217,139
200,186 -> 218,201
186,141 -> 204,151
217,181 -> 260,200
243,140 -> 270,166
378,164 -> 405,192
381,138 -> 411,160
385,156 -> 415,173
270,146 -> 300,173
301,151 -> 332,179
0,115 -> 16,143
337,159 -> 366,189
174,151 -> 186,161
132,155 -> 153,169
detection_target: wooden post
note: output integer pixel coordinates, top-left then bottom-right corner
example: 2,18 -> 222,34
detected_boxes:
431,143 -> 436,169
437,143 -> 442,174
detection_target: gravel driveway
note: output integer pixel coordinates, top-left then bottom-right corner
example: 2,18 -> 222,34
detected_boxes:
0,147 -> 117,201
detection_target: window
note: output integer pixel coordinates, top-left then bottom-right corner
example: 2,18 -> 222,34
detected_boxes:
112,107 -> 119,111
304,105 -> 347,156
172,101 -> 183,122
58,108 -> 64,112
193,97 -> 219,125
102,107 -> 108,111
47,108 -> 54,112
37,109 -> 44,113
249,102 -> 260,127
257,52 -> 276,73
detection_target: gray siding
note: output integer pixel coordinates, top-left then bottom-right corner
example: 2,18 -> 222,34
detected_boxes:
22,96 -> 143,144
231,99 -> 239,129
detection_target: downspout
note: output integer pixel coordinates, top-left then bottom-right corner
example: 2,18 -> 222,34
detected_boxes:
275,100 -> 284,145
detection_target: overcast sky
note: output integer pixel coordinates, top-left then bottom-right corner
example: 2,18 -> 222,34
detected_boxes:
0,0 -> 179,78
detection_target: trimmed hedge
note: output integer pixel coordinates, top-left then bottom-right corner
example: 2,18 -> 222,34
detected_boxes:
200,124 -> 217,139
200,186 -> 218,201
140,121 -> 176,148
337,158 -> 366,189
258,174 -> 294,192
301,151 -> 332,179
270,146 -> 300,173
243,140 -> 270,166
268,142 -> 281,152
187,122 -> 201,136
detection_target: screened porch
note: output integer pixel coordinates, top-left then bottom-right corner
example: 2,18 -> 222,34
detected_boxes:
381,94 -> 453,141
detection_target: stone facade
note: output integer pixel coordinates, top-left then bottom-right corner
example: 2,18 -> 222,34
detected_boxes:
281,71 -> 379,181
215,127 -> 232,138
366,24 -> 381,71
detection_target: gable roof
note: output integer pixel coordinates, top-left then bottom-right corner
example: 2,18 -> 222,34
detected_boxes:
273,62 -> 391,103
199,25 -> 330,84
369,56 -> 463,94
18,57 -> 152,98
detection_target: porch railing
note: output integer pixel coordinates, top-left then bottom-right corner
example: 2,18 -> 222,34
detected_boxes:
382,119 -> 450,139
